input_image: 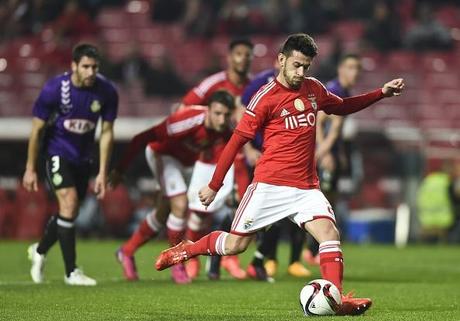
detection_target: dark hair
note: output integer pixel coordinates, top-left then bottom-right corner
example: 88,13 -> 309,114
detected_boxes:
279,33 -> 318,58
208,90 -> 235,110
72,43 -> 100,63
338,53 -> 361,65
229,38 -> 254,51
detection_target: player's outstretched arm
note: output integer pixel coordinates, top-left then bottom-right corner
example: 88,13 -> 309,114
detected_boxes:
200,133 -> 249,208
23,117 -> 46,192
323,78 -> 405,116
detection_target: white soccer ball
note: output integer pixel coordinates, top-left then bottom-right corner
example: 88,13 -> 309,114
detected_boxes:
299,279 -> 342,316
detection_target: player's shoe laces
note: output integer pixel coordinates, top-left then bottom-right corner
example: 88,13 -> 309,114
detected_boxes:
171,263 -> 191,284
246,263 -> 274,282
64,268 -> 97,286
116,248 -> 138,281
264,259 -> 278,277
28,243 -> 45,284
221,255 -> 247,280
336,292 -> 372,316
287,262 -> 312,278
155,240 -> 192,271
185,257 -> 200,279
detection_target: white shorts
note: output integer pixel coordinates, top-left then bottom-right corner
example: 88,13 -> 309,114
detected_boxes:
145,147 -> 192,198
231,182 -> 335,235
188,160 -> 234,213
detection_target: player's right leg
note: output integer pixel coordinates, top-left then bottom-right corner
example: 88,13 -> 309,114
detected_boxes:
117,191 -> 169,281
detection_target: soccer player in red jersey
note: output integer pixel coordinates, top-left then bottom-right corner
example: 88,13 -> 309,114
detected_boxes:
110,91 -> 235,283
155,34 -> 404,315
182,38 -> 255,279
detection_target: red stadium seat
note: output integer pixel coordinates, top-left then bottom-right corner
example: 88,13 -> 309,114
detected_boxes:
385,51 -> 419,72
0,189 -> 15,237
14,184 -> 49,240
100,184 -> 134,236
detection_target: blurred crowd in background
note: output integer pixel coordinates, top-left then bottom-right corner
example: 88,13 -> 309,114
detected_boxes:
0,0 -> 459,243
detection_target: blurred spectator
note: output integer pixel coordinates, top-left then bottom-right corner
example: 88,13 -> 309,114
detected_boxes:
53,0 -> 97,39
448,160 -> 460,243
183,0 -> 221,38
363,1 -> 402,51
315,36 -> 344,82
404,2 -> 453,51
113,45 -> 152,86
417,169 -> 454,242
143,53 -> 187,97
151,0 -> 185,23
278,0 -> 327,35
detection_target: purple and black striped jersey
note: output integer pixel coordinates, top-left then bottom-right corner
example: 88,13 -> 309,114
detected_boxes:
33,72 -> 118,164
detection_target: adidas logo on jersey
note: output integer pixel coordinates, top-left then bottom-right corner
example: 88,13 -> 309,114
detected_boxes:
280,108 -> 290,117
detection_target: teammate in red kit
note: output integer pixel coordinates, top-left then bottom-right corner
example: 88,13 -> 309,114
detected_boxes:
155,34 -> 404,315
182,38 -> 255,280
110,91 -> 235,283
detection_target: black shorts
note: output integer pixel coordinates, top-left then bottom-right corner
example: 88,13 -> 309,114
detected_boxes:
45,155 -> 91,200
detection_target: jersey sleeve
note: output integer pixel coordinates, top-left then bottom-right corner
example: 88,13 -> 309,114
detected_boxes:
310,78 -> 344,111
164,107 -> 206,139
32,80 -> 57,120
182,88 -> 206,105
235,85 -> 272,139
101,83 -> 119,122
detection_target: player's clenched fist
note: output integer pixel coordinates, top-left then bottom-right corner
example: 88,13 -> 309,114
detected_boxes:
199,186 -> 217,208
382,78 -> 405,97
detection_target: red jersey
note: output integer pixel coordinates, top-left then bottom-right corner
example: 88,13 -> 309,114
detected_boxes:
182,71 -> 249,105
234,77 -> 344,189
116,106 -> 231,172
208,76 -> 384,192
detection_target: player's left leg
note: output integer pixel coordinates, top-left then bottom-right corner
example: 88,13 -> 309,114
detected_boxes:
294,189 -> 371,315
155,230 -> 255,271
156,182 -> 297,271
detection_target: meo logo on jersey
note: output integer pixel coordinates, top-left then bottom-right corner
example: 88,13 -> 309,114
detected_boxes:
284,113 -> 316,129
63,119 -> 96,134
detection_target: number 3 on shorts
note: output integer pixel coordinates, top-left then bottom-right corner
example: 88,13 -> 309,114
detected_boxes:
51,156 -> 60,173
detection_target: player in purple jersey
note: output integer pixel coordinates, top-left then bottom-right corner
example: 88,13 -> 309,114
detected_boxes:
304,54 -> 362,266
23,44 -> 118,286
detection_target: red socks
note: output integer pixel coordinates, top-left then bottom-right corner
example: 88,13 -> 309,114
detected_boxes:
122,210 -> 162,256
166,214 -> 186,246
185,212 -> 207,242
319,241 -> 343,293
186,231 -> 228,258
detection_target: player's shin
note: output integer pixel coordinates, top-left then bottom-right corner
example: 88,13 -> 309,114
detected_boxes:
318,240 -> 343,293
166,214 -> 186,246
57,215 -> 77,277
122,210 -> 162,256
185,212 -> 207,242
37,214 -> 59,254
187,231 -> 229,257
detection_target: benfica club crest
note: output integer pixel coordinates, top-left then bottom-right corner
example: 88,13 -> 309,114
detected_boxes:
308,96 -> 317,111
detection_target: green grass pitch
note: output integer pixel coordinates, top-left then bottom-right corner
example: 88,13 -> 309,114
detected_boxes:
1,240 -> 459,321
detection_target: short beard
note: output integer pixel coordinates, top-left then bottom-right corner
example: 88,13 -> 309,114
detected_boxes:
283,68 -> 301,89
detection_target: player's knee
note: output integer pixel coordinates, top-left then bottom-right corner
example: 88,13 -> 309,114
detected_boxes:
170,195 -> 188,217
56,189 -> 79,218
